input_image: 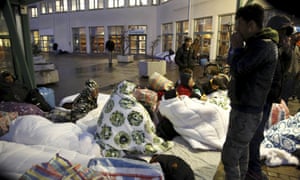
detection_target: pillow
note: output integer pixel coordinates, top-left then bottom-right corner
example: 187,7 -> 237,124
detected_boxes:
0,111 -> 18,136
0,101 -> 45,116
149,72 -> 174,91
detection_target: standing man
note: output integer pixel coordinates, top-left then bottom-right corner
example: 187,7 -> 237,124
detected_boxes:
105,36 -> 115,67
221,4 -> 279,180
175,36 -> 195,72
246,15 -> 294,180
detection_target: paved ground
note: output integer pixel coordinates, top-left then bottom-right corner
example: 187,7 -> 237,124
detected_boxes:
42,53 -> 299,180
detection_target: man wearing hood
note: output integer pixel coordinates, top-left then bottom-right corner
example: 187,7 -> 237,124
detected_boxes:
246,15 -> 294,180
221,4 -> 279,180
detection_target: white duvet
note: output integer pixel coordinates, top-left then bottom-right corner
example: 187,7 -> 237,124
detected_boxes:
158,95 -> 230,150
0,115 -> 101,156
0,141 -> 93,179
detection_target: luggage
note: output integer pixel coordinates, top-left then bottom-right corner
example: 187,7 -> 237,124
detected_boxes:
38,87 -> 56,108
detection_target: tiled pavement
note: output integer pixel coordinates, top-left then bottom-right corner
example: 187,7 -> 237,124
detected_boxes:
43,53 -> 300,180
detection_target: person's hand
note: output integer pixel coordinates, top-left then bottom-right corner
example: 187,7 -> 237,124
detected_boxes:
230,32 -> 244,49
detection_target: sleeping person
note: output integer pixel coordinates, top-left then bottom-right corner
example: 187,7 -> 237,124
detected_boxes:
158,89 -> 230,150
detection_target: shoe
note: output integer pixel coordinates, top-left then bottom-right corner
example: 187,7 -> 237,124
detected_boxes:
245,171 -> 268,180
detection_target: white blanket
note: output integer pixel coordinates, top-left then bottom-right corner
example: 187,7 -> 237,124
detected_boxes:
0,115 -> 101,156
0,141 -> 93,179
158,95 -> 230,150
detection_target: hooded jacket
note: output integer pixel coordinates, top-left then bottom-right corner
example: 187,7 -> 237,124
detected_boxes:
228,28 -> 279,113
266,15 -> 294,103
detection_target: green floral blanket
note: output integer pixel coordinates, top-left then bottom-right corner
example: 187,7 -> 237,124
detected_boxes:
95,80 -> 173,157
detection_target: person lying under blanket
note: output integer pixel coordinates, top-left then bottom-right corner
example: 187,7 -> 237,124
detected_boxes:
158,89 -> 230,150
94,80 -> 173,157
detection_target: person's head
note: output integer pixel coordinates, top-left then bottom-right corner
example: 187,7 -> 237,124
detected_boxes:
164,88 -> 178,100
193,38 -> 199,44
180,68 -> 194,88
267,15 -> 294,46
1,71 -> 15,84
184,36 -> 193,48
210,75 -> 228,90
85,79 -> 99,98
235,4 -> 264,40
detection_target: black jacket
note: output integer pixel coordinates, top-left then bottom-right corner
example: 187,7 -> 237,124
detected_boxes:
105,40 -> 115,52
267,43 -> 292,103
228,28 -> 279,113
175,44 -> 194,71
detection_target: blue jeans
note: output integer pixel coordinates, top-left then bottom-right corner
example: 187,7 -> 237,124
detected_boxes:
222,109 -> 262,180
247,102 -> 272,175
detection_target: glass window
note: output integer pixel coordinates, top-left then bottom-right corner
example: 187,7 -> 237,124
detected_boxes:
55,0 -> 68,12
40,1 -> 54,14
31,30 -> 39,45
30,6 -> 38,18
107,0 -> 125,8
176,20 -> 189,49
129,0 -> 148,7
194,16 -> 213,58
71,0 -> 86,11
152,0 -> 159,5
40,35 -> 54,52
40,2 -> 47,14
217,14 -> 235,58
73,27 -> 86,53
0,11 -> 13,73
128,25 -> 147,55
162,23 -> 173,51
89,0 -> 104,9
90,26 -> 104,53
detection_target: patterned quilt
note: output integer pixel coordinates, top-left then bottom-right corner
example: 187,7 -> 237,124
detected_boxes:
95,80 -> 173,157
262,112 -> 300,153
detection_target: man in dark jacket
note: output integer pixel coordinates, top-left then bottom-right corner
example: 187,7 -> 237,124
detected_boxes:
246,15 -> 294,180
175,36 -> 195,71
105,36 -> 115,67
221,4 -> 279,180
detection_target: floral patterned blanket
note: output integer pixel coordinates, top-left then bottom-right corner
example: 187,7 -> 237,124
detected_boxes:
95,80 -> 173,157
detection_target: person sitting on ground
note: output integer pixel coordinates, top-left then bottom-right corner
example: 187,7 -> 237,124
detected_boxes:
176,68 -> 206,101
0,70 -> 53,112
201,74 -> 228,95
70,79 -> 99,122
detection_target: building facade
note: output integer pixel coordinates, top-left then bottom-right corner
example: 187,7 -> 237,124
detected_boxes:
28,0 -> 239,60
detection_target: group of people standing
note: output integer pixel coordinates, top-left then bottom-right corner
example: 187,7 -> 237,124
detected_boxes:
174,3 -> 299,180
